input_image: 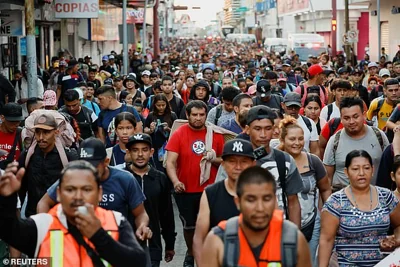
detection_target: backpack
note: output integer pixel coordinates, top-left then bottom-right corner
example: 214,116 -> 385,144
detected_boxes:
274,149 -> 289,218
21,110 -> 74,168
222,215 -> 298,267
300,115 -> 312,133
328,117 -> 342,138
373,98 -> 385,117
332,126 -> 384,158
300,84 -> 326,100
327,103 -> 334,121
214,105 -> 223,125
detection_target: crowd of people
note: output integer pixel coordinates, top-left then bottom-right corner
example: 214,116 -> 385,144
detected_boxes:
0,38 -> 399,267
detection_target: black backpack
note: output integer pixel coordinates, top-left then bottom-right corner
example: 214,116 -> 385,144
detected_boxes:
300,115 -> 312,133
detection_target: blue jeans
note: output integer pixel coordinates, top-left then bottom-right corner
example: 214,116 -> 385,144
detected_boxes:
308,211 -> 321,267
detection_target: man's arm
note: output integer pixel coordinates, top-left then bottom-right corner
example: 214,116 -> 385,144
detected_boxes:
166,151 -> 180,187
199,231 -> 223,267
287,195 -> 301,228
131,203 -> 150,241
296,230 -> 312,267
325,165 -> 335,186
37,193 -> 57,213
193,192 -> 211,265
90,217 -> 147,267
309,141 -> 320,159
56,85 -> 62,101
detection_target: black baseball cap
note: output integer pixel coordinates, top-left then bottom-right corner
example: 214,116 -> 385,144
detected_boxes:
247,106 -> 277,126
222,139 -> 255,160
2,103 -> 24,122
126,133 -> 153,149
78,138 -> 107,167
67,59 -> 79,68
256,79 -> 271,98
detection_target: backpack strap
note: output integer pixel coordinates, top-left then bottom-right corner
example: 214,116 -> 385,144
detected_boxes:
371,126 -> 384,151
301,115 -> 312,133
274,149 -> 289,219
223,216 -> 240,267
55,139 -> 69,168
281,220 -> 298,267
332,130 -> 342,161
327,104 -> 333,121
374,98 -> 385,117
214,105 -> 223,125
300,84 -> 305,98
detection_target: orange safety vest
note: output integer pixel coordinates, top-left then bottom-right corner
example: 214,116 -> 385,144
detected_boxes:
218,210 -> 284,267
37,204 -> 120,267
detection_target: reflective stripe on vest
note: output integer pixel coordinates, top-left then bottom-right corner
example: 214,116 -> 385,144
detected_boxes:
50,230 -> 63,266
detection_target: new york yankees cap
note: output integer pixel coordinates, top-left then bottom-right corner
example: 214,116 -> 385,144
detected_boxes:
222,139 -> 255,160
78,137 -> 107,167
126,133 -> 153,149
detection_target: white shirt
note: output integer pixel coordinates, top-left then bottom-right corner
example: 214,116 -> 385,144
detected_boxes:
297,116 -> 319,152
15,77 -> 44,118
320,102 -> 340,121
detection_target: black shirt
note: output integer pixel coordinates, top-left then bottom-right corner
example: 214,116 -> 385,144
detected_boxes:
126,166 -> 176,261
205,180 -> 239,229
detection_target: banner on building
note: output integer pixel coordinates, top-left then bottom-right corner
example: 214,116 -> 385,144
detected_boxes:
126,9 -> 145,24
0,10 -> 24,36
277,0 -> 309,16
54,0 -> 99,19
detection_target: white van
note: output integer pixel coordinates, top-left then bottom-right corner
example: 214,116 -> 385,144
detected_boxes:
288,33 -> 327,62
264,38 -> 288,55
226,34 -> 257,43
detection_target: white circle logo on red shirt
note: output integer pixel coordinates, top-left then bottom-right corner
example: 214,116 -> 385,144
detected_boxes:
192,140 -> 205,155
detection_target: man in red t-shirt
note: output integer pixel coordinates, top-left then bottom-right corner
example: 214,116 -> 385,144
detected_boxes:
166,100 -> 224,267
0,103 -> 24,169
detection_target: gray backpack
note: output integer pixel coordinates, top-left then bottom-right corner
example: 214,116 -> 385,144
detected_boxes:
223,216 -> 298,267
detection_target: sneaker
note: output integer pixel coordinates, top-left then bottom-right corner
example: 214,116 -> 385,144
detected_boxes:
183,251 -> 194,267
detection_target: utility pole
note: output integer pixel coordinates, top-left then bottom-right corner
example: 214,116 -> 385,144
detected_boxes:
344,0 -> 351,64
153,0 -> 160,59
122,0 -> 128,75
377,0 -> 381,61
331,0 -> 337,57
142,0 -> 148,56
309,0 -> 317,34
25,0 -> 38,98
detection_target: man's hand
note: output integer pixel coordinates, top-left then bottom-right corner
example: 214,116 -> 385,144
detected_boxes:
135,224 -> 152,241
165,250 -> 175,262
0,162 -> 25,197
74,203 -> 102,239
173,181 -> 185,193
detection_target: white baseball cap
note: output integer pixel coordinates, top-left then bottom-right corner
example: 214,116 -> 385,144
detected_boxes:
142,70 -> 151,76
379,68 -> 391,77
368,62 -> 379,69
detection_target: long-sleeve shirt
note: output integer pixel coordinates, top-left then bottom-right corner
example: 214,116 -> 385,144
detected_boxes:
0,193 -> 147,267
127,166 -> 176,261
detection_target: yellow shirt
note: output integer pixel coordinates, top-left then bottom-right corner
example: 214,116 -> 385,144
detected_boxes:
367,98 -> 394,130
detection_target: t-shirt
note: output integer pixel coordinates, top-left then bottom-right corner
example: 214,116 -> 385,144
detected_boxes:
323,126 -> 390,187
220,118 -> 242,134
297,116 -> 319,152
320,119 -> 344,142
0,130 -> 21,162
83,100 -> 101,116
70,107 -> 98,140
110,145 -> 126,166
388,104 -> 400,123
206,106 -> 235,127
257,149 -> 304,212
47,167 -> 145,219
320,102 -> 340,122
367,98 -> 395,130
252,95 -> 284,114
165,124 -> 225,193
98,104 -> 141,147
57,72 -> 84,107
322,187 -> 398,266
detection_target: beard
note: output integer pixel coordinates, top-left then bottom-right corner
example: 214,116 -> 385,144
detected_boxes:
132,161 -> 148,170
242,216 -> 270,232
